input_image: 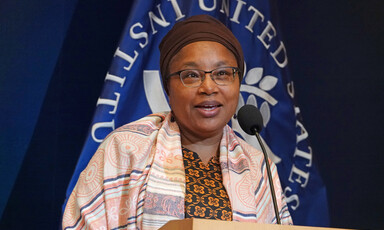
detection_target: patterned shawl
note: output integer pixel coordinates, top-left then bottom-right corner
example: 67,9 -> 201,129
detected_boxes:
62,112 -> 292,229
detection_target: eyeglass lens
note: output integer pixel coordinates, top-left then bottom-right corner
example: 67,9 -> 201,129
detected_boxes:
180,67 -> 236,87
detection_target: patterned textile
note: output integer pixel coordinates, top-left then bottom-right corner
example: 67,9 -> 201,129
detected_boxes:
182,147 -> 232,221
62,112 -> 292,230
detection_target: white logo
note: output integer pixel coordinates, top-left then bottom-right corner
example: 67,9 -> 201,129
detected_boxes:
232,67 -> 281,164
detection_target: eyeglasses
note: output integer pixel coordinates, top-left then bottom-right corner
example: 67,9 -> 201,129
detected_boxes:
167,67 -> 240,88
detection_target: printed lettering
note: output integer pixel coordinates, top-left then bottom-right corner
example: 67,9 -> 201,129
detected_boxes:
288,164 -> 310,188
96,92 -> 120,115
114,47 -> 139,71
148,4 -> 170,35
284,186 -> 300,210
287,81 -> 294,98
271,41 -> 288,68
245,5 -> 264,33
296,119 -> 309,143
91,120 -> 115,143
105,73 -> 126,87
199,0 -> 216,11
294,146 -> 312,167
220,0 -> 230,16
257,21 -> 276,49
168,0 -> 185,21
230,0 -> 246,24
130,23 -> 148,49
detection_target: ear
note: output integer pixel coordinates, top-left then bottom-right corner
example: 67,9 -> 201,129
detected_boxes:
166,86 -> 172,109
170,110 -> 175,122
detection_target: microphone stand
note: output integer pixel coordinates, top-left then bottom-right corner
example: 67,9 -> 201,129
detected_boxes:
253,128 -> 281,225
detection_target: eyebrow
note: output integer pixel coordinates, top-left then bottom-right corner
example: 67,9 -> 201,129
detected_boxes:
181,62 -> 198,68
181,61 -> 230,69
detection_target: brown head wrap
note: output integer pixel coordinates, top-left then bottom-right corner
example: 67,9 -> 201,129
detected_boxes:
159,14 -> 244,93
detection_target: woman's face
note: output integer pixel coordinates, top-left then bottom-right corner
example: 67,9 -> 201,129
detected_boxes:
168,41 -> 240,139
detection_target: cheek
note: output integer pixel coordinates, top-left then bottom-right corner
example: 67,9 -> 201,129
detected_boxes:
229,91 -> 240,111
167,81 -> 179,108
168,82 -> 190,111
227,82 -> 240,111
222,88 -> 239,116
168,91 -> 177,110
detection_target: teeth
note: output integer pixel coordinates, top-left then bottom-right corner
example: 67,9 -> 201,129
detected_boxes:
201,105 -> 217,110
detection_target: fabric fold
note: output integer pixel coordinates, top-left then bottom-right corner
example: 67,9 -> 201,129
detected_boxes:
62,112 -> 292,230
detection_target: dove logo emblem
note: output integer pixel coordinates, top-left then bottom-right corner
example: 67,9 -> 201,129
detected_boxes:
232,66 -> 282,164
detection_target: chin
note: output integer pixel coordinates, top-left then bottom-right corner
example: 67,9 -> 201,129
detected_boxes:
196,121 -> 227,134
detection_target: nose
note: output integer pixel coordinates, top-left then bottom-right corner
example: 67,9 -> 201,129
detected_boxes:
198,72 -> 218,95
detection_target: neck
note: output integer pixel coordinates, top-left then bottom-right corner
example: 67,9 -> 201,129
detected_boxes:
180,127 -> 223,164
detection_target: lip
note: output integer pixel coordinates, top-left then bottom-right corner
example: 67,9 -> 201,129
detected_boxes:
194,100 -> 223,118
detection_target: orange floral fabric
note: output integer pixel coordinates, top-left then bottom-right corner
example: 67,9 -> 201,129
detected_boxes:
183,147 -> 232,221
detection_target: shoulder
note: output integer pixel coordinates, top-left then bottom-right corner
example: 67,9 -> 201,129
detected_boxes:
225,125 -> 278,174
226,125 -> 264,158
92,113 -> 170,175
104,112 -> 169,140
95,112 -> 170,161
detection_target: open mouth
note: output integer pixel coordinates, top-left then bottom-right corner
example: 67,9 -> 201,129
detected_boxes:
196,104 -> 222,110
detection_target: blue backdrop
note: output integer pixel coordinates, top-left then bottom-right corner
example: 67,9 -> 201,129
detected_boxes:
1,0 -> 383,229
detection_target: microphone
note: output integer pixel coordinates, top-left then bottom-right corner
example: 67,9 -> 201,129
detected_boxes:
237,104 -> 264,135
237,104 -> 281,224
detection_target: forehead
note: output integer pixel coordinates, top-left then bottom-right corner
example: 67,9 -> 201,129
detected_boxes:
169,41 -> 237,70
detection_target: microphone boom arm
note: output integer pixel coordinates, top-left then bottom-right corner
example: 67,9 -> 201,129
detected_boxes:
253,128 -> 281,225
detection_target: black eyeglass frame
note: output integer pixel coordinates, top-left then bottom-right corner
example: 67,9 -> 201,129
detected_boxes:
166,66 -> 240,88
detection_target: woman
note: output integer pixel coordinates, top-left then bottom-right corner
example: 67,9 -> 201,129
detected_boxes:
62,15 -> 292,230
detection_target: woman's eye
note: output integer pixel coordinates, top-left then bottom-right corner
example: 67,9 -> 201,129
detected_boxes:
217,70 -> 230,76
184,72 -> 200,78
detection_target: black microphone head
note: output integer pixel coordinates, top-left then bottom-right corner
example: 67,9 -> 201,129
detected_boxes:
237,104 -> 264,135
